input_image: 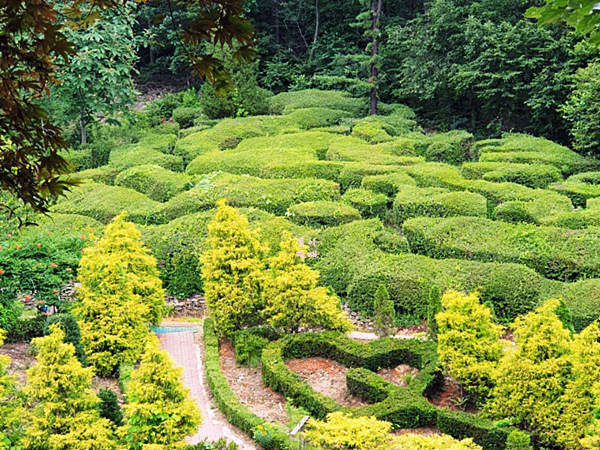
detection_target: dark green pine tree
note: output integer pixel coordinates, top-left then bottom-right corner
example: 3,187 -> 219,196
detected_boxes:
44,313 -> 88,367
98,388 -> 123,427
427,285 -> 442,341
373,283 -> 395,338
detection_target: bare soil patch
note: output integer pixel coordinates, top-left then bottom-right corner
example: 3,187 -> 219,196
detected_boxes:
0,342 -> 36,386
285,357 -> 368,407
427,375 -> 478,414
92,377 -> 125,405
219,340 -> 288,424
376,364 -> 419,387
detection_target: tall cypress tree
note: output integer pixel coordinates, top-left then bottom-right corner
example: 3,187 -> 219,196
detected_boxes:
427,285 -> 442,341
200,199 -> 268,336
373,283 -> 395,338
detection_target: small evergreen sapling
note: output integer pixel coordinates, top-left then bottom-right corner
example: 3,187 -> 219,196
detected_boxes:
22,325 -> 117,450
427,285 -> 442,341
44,313 -> 87,367
505,430 -> 532,450
373,283 -> 395,338
98,387 -> 123,427
123,334 -> 201,449
554,297 -> 575,333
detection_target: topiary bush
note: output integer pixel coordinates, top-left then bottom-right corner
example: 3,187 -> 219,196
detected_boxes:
98,387 -> 123,427
114,165 -> 195,202
339,164 -> 416,192
172,107 -> 201,129
549,181 -> 600,207
109,146 -> 184,173
286,201 -> 361,227
51,181 -> 164,225
269,89 -> 366,116
341,188 -> 388,219
471,164 -> 562,189
402,216 -> 600,281
361,172 -> 416,197
539,209 -> 600,229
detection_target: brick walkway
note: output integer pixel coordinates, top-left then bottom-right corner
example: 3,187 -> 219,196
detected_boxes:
157,328 -> 255,449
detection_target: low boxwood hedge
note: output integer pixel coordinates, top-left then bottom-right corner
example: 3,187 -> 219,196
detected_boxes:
341,188 -> 388,219
550,181 -> 600,208
286,201 -> 361,227
204,318 -> 294,450
51,181 -> 164,225
346,253 -> 542,322
461,162 -> 562,189
539,209 -> 600,229
403,216 -> 600,282
162,173 -> 341,220
260,332 -> 512,449
361,172 -> 416,197
339,164 -> 414,192
270,89 -> 366,116
389,186 -> 487,224
327,137 -> 424,166
540,278 -> 600,333
493,192 -> 573,224
109,146 -> 184,173
114,164 -> 195,202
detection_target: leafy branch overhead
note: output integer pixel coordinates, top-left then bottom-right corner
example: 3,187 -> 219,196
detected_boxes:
0,0 -> 255,217
526,0 -> 600,44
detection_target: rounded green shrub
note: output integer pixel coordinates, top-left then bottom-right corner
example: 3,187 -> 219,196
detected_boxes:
269,89 -> 366,116
361,172 -> 416,197
568,171 -> 600,184
172,107 -> 201,129
539,209 -> 600,229
286,201 -> 361,227
482,164 -> 562,189
342,188 -> 388,219
114,165 -> 195,202
378,139 -> 417,156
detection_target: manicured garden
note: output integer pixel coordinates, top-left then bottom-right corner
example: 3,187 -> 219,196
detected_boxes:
4,89 -> 600,450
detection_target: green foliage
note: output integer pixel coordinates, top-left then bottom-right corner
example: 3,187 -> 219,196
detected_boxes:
200,201 -> 268,336
539,208 -> 600,229
123,334 -> 201,449
554,297 -> 575,334
304,412 -> 392,450
262,231 -> 352,334
550,181 -> 600,208
390,186 -> 487,224
75,214 -> 163,375
427,285 -> 442,341
270,90 -> 366,116
286,201 -> 362,227
339,164 -> 415,192
110,145 -> 184,173
0,329 -> 23,449
162,172 -> 340,220
23,325 -> 118,450
231,332 -> 270,367
437,290 -> 505,405
484,299 -> 587,449
360,172 -> 416,197
504,430 -> 532,450
341,188 -> 387,219
115,164 -> 195,202
98,388 -> 123,427
172,107 -> 201,129
326,137 -> 425,166
52,181 -> 164,225
403,216 -> 600,281
393,434 -> 483,450
462,162 -> 562,189
44,313 -> 87,366
203,318 -> 294,450
373,284 -> 395,338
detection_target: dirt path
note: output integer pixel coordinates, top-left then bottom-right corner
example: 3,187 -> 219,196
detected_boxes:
156,323 -> 256,449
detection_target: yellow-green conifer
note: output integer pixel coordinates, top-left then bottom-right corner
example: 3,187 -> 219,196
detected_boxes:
262,231 -> 352,333
304,412 -> 391,450
436,290 -> 505,405
393,434 -> 482,450
200,200 -> 268,336
84,212 -> 165,325
22,325 -> 118,450
122,334 -> 201,450
0,329 -> 23,450
485,299 -> 575,449
75,246 -> 150,376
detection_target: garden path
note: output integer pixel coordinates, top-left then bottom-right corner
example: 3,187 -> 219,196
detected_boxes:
156,324 -> 256,449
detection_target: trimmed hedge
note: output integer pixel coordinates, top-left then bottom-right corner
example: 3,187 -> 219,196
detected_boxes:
341,188 -> 388,219
377,139 -> 417,157
114,164 -> 195,202
269,89 -> 366,116
285,108 -> 351,130
76,166 -> 122,185
161,173 -> 341,220
540,278 -> 600,333
588,198 -> 600,209
549,181 -> 600,207
261,332 -> 512,449
424,130 -> 474,165
461,162 -> 562,189
568,171 -> 600,184
403,216 -> 600,281
286,201 -> 361,227
51,181 -> 164,225
204,318 -> 294,450
186,149 -> 345,182
390,186 -> 487,224
493,192 -> 573,224
361,172 -> 416,197
539,209 -> 600,229
339,164 -> 414,192
109,146 -> 184,173
346,253 -> 542,323
326,137 -> 424,166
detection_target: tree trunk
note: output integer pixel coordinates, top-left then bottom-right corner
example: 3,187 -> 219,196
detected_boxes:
369,0 -> 383,116
273,0 -> 280,45
309,0 -> 320,62
148,17 -> 154,65
79,88 -> 86,145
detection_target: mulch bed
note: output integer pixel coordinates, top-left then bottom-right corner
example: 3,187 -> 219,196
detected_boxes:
285,357 -> 369,407
376,364 -> 420,387
0,342 -> 36,387
219,340 -> 289,424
